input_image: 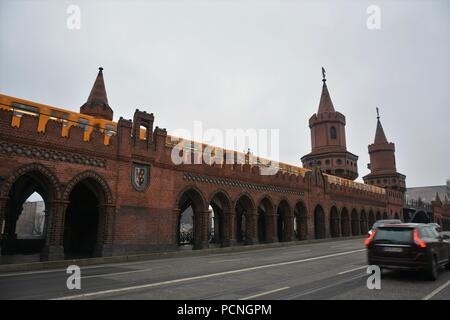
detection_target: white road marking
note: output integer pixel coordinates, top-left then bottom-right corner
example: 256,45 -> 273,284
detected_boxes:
337,265 -> 368,275
52,248 -> 365,300
82,268 -> 153,279
422,280 -> 450,300
0,262 -> 154,278
283,273 -> 366,300
281,250 -> 311,255
208,258 -> 248,264
239,287 -> 290,300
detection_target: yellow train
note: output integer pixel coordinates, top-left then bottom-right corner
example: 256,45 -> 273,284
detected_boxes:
0,93 -> 120,145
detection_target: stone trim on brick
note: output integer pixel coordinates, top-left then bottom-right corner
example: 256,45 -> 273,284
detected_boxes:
183,173 -> 305,196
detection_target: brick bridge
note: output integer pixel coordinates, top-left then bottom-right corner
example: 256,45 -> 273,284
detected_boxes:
0,68 -> 448,261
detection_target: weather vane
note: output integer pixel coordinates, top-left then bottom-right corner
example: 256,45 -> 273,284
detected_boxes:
376,107 -> 380,120
321,67 -> 326,82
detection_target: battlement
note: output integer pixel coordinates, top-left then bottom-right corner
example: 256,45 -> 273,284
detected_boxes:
309,111 -> 346,127
368,142 -> 395,153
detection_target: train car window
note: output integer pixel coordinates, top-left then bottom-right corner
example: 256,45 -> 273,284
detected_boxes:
12,102 -> 39,117
105,124 -> 116,136
78,118 -> 89,131
61,113 -> 68,127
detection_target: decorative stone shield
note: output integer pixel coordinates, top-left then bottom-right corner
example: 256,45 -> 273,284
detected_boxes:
131,163 -> 149,191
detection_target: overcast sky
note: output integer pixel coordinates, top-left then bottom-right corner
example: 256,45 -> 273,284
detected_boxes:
0,0 -> 449,188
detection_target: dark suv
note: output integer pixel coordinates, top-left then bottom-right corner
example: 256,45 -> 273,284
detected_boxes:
366,223 -> 450,280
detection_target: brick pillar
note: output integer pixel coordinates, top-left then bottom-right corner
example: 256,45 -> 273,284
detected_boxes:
41,200 -> 69,261
222,211 -> 236,247
194,211 -> 209,250
95,204 -> 116,257
245,212 -> 258,245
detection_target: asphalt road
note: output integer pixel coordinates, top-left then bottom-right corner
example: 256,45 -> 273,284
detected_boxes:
1,238 -> 449,300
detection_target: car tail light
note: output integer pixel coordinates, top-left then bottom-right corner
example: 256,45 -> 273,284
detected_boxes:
414,228 -> 427,248
365,229 -> 376,247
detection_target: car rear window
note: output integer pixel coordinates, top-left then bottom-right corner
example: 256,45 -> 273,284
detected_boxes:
374,227 -> 413,242
371,220 -> 401,229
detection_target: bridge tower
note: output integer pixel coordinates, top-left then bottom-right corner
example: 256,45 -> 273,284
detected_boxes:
80,67 -> 114,120
363,109 -> 406,193
301,68 -> 359,180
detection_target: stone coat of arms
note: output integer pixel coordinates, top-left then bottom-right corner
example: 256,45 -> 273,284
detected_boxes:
131,163 -> 149,191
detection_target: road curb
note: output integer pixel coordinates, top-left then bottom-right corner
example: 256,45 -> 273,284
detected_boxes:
0,235 -> 365,274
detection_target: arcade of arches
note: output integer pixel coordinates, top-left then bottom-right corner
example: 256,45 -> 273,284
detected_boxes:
0,165 -> 446,261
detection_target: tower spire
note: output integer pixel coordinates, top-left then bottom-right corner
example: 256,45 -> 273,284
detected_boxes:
80,67 -> 113,121
363,107 -> 406,192
317,67 -> 335,113
374,108 -> 388,144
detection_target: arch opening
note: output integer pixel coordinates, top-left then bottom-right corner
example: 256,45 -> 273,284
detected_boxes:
360,210 -> 368,235
64,178 -> 106,258
257,198 -> 273,243
330,206 -> 339,237
277,200 -> 291,242
294,202 -> 307,240
1,170 -> 56,257
351,209 -> 359,236
208,191 -> 231,247
177,188 -> 206,250
314,205 -> 326,239
341,208 -> 350,237
235,194 -> 255,244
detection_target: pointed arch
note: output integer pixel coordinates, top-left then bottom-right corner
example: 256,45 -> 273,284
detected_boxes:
0,163 -> 62,256
63,170 -> 113,205
314,204 -> 326,239
330,206 -> 339,237
1,163 -> 62,200
294,201 -> 308,240
277,199 -> 292,242
258,196 -> 275,243
208,189 -> 233,246
360,210 -> 368,234
341,207 -> 350,237
351,209 -> 359,236
176,186 -> 208,249
235,192 -> 256,244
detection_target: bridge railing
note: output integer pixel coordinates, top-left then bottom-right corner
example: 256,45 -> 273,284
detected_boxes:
403,198 -> 433,211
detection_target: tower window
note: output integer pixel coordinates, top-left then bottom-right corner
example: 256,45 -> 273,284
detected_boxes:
325,159 -> 330,165
330,126 -> 337,139
336,159 -> 342,165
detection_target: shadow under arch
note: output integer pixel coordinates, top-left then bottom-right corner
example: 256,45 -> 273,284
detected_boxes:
314,204 -> 326,239
277,199 -> 292,242
63,171 -> 114,258
294,201 -> 308,240
330,206 -> 339,238
341,207 -> 350,237
235,193 -> 256,245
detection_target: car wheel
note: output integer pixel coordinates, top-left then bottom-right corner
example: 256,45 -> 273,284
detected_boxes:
428,257 -> 438,281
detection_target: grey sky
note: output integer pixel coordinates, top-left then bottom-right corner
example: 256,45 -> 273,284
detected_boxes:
0,0 -> 449,188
